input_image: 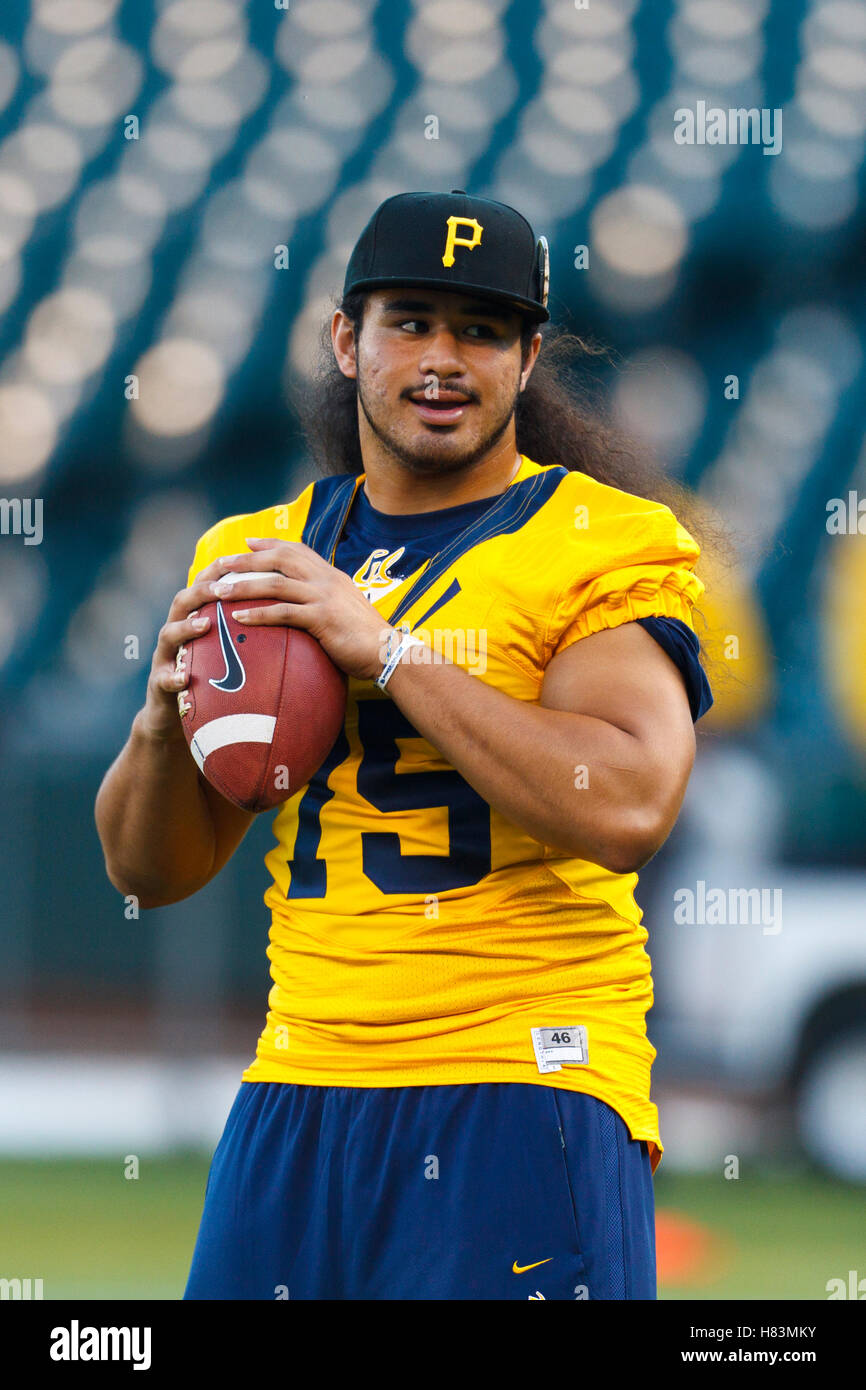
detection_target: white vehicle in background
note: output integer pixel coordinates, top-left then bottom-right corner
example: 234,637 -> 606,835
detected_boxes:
649,747 -> 866,1182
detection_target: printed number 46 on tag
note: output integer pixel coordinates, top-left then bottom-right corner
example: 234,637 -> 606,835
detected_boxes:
531,1025 -> 589,1074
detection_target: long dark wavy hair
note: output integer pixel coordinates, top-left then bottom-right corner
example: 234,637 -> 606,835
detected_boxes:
292,291 -> 723,565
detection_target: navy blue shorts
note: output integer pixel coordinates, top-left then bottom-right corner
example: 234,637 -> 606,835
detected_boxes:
184,1081 -> 656,1301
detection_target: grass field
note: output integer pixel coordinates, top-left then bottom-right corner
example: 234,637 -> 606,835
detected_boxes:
0,1157 -> 862,1300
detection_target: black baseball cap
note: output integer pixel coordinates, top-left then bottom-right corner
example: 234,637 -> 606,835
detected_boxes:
342,189 -> 550,323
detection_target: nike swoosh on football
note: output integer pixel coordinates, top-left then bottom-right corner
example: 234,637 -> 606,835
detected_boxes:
209,601 -> 246,693
512,1258 -> 554,1274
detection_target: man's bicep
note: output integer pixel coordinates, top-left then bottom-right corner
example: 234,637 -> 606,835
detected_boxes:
541,620 -> 696,771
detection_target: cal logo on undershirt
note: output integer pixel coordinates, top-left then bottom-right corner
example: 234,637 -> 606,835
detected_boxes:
353,547 -> 407,601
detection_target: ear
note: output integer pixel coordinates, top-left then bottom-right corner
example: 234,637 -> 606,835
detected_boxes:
519,331 -> 543,391
331,309 -> 357,380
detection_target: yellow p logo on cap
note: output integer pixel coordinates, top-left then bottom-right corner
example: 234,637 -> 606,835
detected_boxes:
442,215 -> 483,268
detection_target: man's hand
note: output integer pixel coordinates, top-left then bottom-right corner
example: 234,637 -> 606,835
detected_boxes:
209,537 -> 396,681
141,557 -> 236,741
96,550 -> 261,907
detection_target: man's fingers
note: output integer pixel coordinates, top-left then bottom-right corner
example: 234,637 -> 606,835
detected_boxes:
151,611 -> 212,695
159,611 -> 210,653
189,555 -> 240,585
207,574 -> 311,605
166,574 -> 233,621
230,602 -> 308,628
212,541 -> 321,579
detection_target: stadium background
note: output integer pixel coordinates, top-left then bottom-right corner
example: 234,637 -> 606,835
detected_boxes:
1,0 -> 865,1299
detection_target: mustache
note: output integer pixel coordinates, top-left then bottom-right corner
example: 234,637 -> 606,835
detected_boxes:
402,382 -> 480,403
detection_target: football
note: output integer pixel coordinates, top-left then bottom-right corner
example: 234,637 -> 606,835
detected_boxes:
177,571 -> 347,812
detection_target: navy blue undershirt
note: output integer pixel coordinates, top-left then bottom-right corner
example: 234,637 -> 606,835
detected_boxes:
335,484 -> 713,722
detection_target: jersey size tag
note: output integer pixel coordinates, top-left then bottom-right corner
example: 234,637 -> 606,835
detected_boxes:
531,1025 -> 589,1073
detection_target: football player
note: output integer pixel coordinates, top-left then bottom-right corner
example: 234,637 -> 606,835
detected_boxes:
96,190 -> 712,1300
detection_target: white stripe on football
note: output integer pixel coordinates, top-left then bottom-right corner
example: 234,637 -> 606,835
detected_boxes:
190,714 -> 277,771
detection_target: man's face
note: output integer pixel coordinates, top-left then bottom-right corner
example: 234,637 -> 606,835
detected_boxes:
333,288 -> 540,476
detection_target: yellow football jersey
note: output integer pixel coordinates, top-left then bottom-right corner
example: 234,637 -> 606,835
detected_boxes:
187,453 -> 707,1173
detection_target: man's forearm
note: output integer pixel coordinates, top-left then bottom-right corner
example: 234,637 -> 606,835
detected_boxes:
383,642 -> 653,871
95,710 -> 218,906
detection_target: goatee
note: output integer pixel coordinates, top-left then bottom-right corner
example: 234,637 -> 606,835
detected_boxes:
357,377 -> 520,476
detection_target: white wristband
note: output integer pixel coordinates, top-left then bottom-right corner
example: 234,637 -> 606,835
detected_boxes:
375,625 -> 424,691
